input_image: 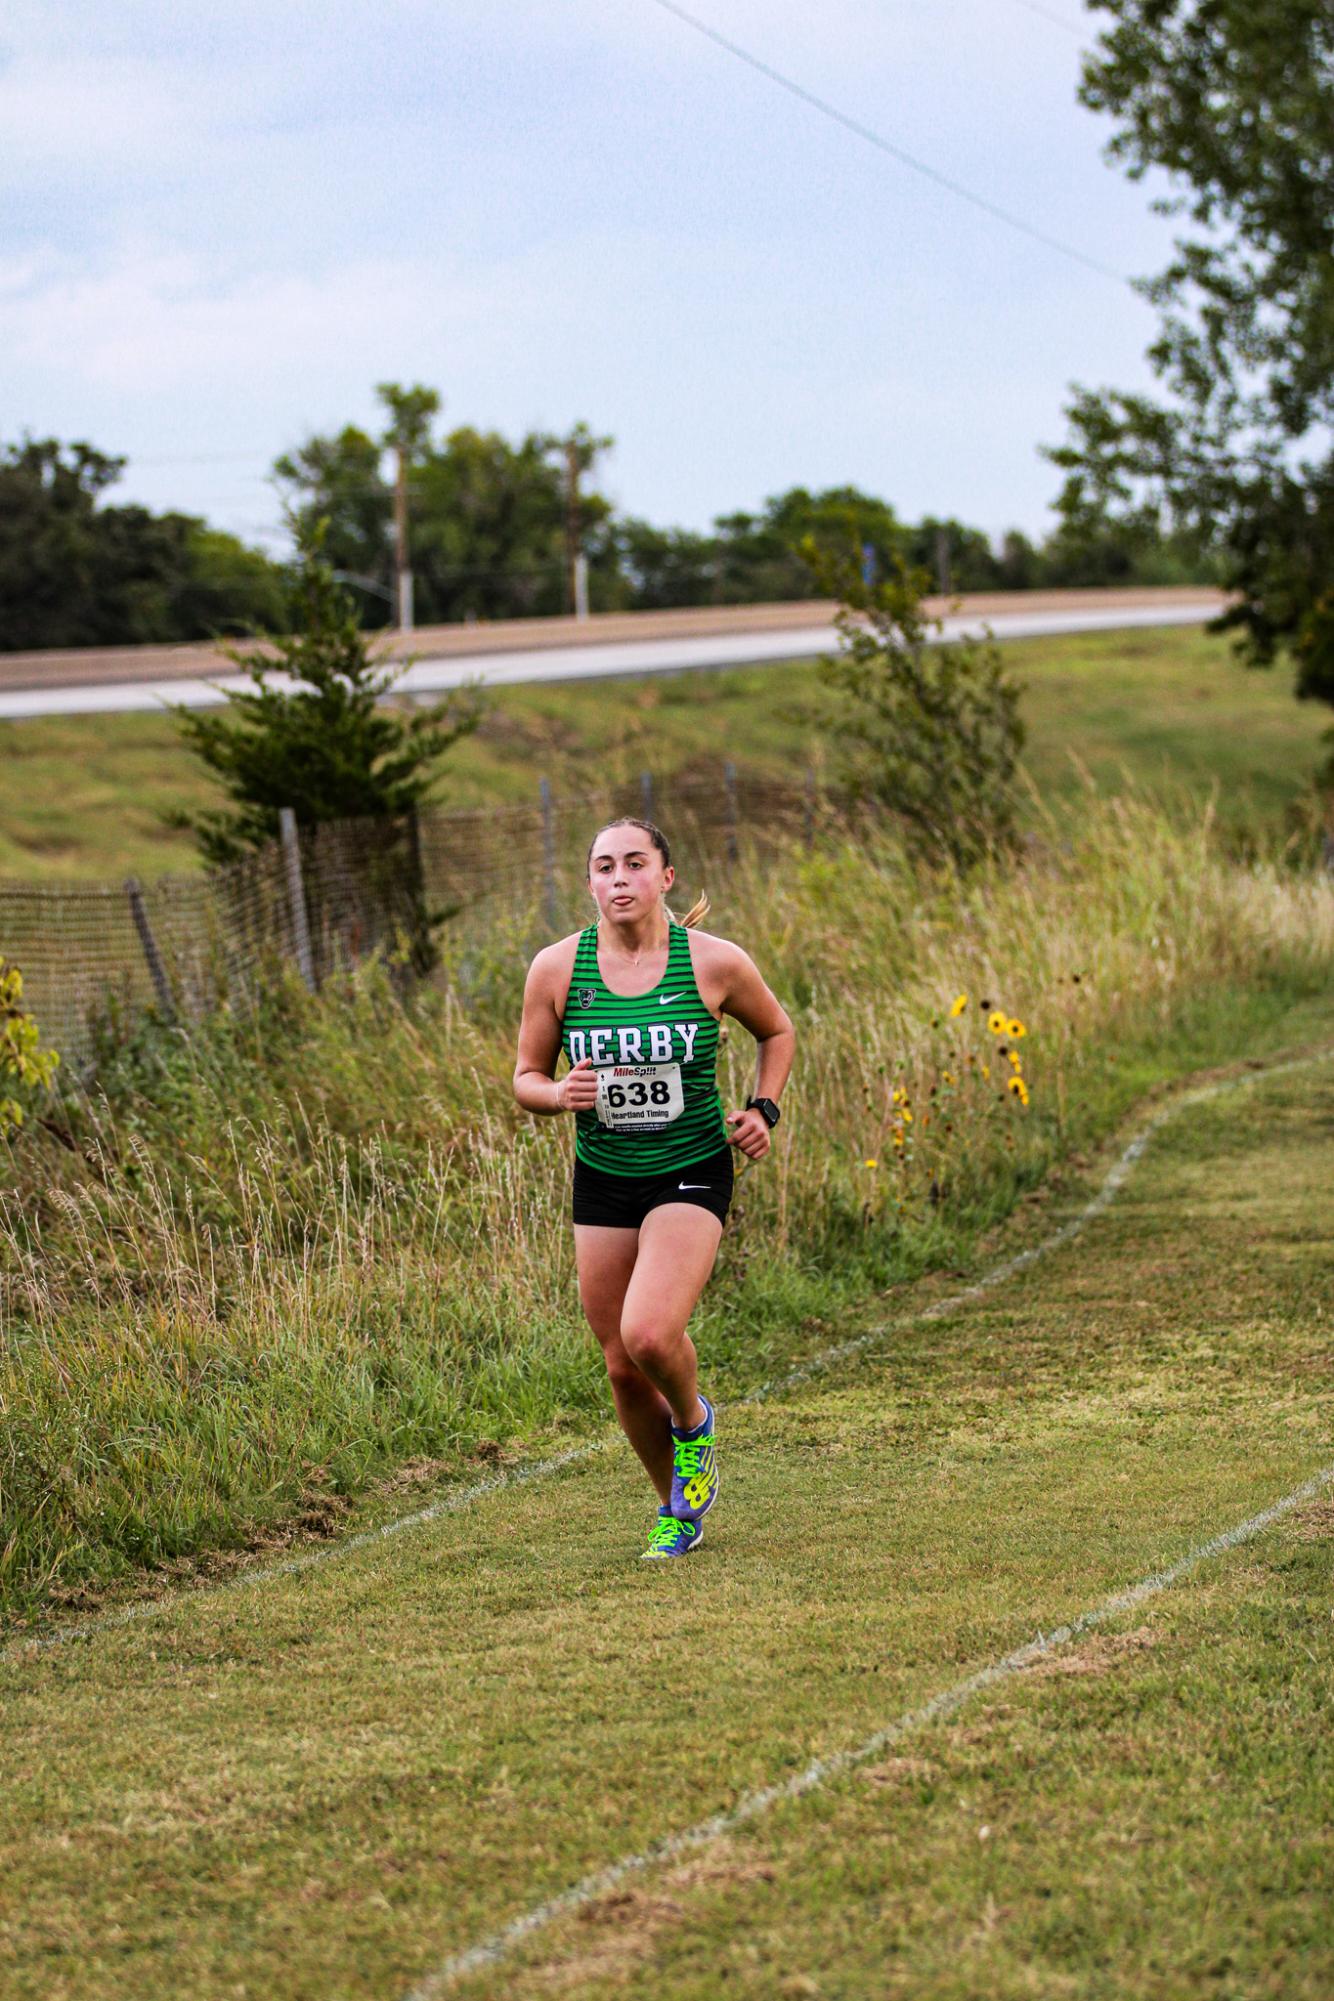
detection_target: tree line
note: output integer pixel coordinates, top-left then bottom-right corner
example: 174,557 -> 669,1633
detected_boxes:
0,398 -> 1214,655
3,1 -> 1328,801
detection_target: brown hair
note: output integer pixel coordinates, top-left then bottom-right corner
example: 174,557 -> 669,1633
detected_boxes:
585,815 -> 710,928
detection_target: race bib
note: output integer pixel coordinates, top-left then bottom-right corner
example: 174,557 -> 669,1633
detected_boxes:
595,1061 -> 684,1134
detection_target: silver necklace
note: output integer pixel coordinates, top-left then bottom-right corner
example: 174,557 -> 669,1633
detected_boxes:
599,915 -> 666,966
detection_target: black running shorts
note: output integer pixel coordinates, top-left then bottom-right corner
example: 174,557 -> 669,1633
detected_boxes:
572,1142 -> 734,1229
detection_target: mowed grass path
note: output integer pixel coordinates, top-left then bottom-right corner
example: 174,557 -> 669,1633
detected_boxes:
3,1051 -> 1332,1999
2,624 -> 1326,877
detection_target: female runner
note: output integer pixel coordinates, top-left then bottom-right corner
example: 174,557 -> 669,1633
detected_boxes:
513,816 -> 795,1559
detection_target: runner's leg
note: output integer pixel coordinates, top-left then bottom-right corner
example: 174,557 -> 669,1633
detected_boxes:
574,1223 -> 676,1503
618,1202 -> 724,1434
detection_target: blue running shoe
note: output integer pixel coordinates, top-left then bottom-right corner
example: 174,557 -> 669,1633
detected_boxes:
641,1505 -> 703,1560
670,1393 -> 719,1524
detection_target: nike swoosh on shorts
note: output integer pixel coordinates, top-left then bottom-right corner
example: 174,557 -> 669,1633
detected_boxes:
658,993 -> 685,1004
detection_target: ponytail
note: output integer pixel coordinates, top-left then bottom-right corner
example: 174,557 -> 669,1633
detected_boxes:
666,891 -> 711,929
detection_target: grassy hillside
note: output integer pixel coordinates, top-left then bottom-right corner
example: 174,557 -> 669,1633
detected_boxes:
0,623 -> 1326,880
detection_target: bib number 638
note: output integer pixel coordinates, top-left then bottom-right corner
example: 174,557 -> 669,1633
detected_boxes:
605,1078 -> 672,1109
596,1061 -> 684,1129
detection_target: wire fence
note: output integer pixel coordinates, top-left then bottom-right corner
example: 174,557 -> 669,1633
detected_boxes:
2,765 -> 843,1069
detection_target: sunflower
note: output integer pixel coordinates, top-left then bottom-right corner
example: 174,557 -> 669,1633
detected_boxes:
1006,1076 -> 1024,1096
988,1011 -> 1006,1034
1008,1018 -> 1026,1038
1008,1051 -> 1022,1072
949,994 -> 968,1018
864,1158 -> 878,1168
942,1070 -> 956,1085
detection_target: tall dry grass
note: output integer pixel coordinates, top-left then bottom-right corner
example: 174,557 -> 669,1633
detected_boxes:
2,789 -> 1332,1616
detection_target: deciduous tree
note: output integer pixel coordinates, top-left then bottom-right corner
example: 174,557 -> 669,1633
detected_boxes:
1046,0 -> 1334,773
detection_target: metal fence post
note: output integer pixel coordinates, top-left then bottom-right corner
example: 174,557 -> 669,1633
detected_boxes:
124,878 -> 175,1019
539,777 -> 558,930
279,807 -> 316,991
723,760 -> 739,865
640,770 -> 654,822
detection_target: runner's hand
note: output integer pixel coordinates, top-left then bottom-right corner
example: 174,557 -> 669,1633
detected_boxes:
726,1107 -> 770,1161
556,1056 -> 599,1112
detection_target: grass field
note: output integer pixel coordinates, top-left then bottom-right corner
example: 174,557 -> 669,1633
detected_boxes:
5,609 -> 1333,1993
0,623 -> 1327,879
4,1035 -> 1331,1998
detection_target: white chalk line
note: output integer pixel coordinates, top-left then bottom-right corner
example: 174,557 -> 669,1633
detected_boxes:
407,1460 -> 1334,1997
5,1046 -> 1329,1666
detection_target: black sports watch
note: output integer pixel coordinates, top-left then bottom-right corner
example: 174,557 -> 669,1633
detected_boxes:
746,1095 -> 781,1128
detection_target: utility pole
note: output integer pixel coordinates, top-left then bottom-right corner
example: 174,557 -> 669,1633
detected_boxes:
555,422 -> 612,620
376,382 -> 441,631
393,442 -> 413,631
935,524 -> 952,598
565,435 -> 581,621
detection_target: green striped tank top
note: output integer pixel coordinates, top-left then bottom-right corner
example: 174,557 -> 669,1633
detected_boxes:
560,919 -> 727,1176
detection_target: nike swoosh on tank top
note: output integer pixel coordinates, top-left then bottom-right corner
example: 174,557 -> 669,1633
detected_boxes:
559,919 -> 727,1176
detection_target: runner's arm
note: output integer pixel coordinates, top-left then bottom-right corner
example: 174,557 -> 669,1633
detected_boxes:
715,945 -> 794,1160
720,945 -> 795,1110
513,950 -> 597,1116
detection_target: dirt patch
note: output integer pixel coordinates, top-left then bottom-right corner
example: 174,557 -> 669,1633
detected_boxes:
385,1456 -> 456,1490
526,1844 -> 776,1991
1292,1499 -> 1334,1542
862,1755 -> 939,1786
1025,1626 -> 1159,1680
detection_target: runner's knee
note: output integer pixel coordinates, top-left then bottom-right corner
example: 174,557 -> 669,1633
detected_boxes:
619,1315 -> 680,1374
602,1345 -> 654,1398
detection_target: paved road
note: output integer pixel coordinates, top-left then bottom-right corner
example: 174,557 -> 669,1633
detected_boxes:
0,589 -> 1225,721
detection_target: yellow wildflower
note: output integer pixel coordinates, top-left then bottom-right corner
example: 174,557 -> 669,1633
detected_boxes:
988,1011 -> 1006,1034
1008,1018 -> 1026,1038
981,1064 -> 990,1080
1008,1051 -> 1022,1072
949,994 -> 968,1018
942,1071 -> 956,1085
1006,1076 -> 1024,1096
902,1108 -> 913,1123
864,1158 -> 878,1168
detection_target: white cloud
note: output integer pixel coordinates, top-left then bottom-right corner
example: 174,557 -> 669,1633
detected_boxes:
0,51 -> 227,179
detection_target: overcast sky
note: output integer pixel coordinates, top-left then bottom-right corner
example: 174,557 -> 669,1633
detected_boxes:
1,0 -> 1179,551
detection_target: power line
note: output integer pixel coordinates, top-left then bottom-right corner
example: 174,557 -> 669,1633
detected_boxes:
641,0 -> 1128,286
1006,0 -> 1087,40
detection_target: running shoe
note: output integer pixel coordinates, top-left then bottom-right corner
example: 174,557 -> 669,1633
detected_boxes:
670,1393 -> 719,1523
641,1505 -> 703,1560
